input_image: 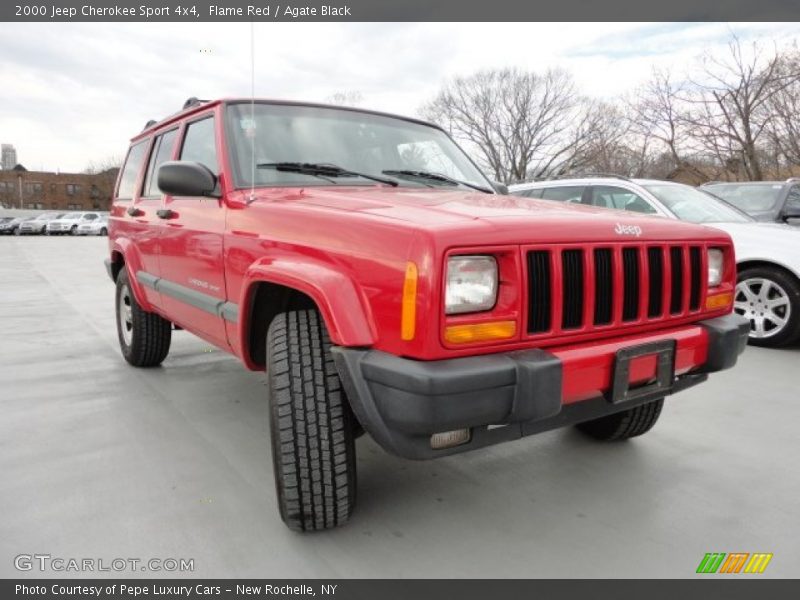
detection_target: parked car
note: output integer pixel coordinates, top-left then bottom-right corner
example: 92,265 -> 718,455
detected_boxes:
19,212 -> 65,235
702,179 -> 800,225
46,211 -> 104,235
0,216 -> 32,235
107,98 -> 747,532
76,215 -> 109,236
510,177 -> 800,347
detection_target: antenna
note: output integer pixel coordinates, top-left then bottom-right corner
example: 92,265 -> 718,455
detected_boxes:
249,21 -> 256,204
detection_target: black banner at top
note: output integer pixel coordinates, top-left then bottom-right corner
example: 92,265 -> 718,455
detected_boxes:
2,0 -> 800,22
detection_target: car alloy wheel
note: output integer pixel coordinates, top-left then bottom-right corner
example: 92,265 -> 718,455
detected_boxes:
118,283 -> 134,347
734,277 -> 791,339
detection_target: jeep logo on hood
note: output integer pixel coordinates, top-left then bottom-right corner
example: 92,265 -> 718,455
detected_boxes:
615,223 -> 642,237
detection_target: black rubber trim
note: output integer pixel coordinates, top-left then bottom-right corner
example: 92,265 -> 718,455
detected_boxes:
333,314 -> 745,460
136,270 -> 238,323
334,343 -> 709,460
698,314 -> 750,373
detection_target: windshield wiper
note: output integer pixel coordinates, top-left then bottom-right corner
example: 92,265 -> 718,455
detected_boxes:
257,162 -> 398,187
382,170 -> 493,194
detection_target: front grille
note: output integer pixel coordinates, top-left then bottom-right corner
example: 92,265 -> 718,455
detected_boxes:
526,250 -> 551,334
593,249 -> 613,325
561,250 -> 584,329
526,244 -> 704,336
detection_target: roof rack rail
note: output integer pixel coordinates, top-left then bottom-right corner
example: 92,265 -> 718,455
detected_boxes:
183,97 -> 209,110
143,119 -> 157,130
554,172 -> 632,182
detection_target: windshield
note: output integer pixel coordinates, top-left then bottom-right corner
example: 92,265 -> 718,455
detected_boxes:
704,183 -> 784,213
226,103 -> 491,190
642,183 -> 752,223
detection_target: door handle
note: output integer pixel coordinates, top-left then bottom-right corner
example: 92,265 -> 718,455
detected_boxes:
127,206 -> 143,217
156,209 -> 175,219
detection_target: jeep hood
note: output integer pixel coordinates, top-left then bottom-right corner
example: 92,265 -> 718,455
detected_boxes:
257,186 -> 725,242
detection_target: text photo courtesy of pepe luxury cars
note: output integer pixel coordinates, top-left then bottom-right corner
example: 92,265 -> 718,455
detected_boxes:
1,15 -> 800,579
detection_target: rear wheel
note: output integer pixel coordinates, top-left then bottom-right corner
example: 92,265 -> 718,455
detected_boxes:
576,399 -> 664,441
734,266 -> 800,347
115,269 -> 171,367
267,309 -> 357,531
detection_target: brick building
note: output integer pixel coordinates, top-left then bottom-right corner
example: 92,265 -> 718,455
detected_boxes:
0,166 -> 118,211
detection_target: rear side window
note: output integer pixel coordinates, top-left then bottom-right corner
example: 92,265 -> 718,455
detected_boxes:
117,141 -> 149,200
541,186 -> 585,203
590,186 -> 656,214
142,129 -> 178,198
180,117 -> 218,173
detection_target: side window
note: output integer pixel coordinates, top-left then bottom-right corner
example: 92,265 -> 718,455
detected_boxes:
142,129 -> 178,198
590,186 -> 657,214
541,186 -> 585,203
180,117 -> 218,174
116,141 -> 149,200
511,188 -> 540,198
84,214 -> 97,221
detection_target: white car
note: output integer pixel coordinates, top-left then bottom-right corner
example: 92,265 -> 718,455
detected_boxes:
510,177 -> 800,347
76,216 -> 109,236
46,212 -> 104,235
19,212 -> 65,235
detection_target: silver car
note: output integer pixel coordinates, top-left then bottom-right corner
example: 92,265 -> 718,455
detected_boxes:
46,212 -> 103,235
76,215 -> 109,236
18,212 -> 65,235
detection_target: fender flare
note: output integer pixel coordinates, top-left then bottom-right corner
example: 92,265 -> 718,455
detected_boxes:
109,239 -> 154,312
239,257 -> 377,354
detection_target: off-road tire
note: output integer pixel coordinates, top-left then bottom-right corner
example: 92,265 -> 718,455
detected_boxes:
576,398 -> 664,441
735,266 -> 800,348
115,269 -> 171,367
267,309 -> 357,532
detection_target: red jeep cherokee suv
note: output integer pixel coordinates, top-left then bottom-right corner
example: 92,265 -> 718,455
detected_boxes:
107,98 -> 749,531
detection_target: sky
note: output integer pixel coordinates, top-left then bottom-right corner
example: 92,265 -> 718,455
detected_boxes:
0,21 -> 798,173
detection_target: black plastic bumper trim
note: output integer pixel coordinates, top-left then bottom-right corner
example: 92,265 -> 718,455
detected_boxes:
333,313 -> 748,460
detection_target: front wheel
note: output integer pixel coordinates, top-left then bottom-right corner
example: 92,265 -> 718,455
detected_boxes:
734,266 -> 800,347
100,227 -> 108,236
115,270 -> 171,367
267,309 -> 357,531
576,398 -> 664,441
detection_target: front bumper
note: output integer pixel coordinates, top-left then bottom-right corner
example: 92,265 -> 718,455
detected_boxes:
332,314 -> 749,459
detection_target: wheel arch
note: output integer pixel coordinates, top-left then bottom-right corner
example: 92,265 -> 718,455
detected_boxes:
238,259 -> 376,370
737,259 -> 800,285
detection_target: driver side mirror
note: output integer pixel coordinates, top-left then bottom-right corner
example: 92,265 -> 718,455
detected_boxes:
158,161 -> 219,197
492,181 -> 509,195
782,206 -> 800,221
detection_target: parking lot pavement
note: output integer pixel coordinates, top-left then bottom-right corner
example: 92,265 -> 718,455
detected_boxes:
1,236 -> 798,579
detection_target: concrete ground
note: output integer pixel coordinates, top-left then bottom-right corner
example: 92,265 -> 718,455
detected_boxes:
1,236 -> 798,579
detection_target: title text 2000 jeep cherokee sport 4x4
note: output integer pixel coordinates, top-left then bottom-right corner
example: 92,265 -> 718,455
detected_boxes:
107,98 -> 749,531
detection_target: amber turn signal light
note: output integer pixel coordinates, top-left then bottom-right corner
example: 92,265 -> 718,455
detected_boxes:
401,262 -> 418,341
706,291 -> 733,310
444,320 -> 516,344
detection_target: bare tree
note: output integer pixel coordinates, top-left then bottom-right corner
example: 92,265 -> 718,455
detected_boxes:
627,68 -> 687,170
325,90 -> 364,106
680,37 -> 800,180
421,68 -> 597,183
765,47 -> 800,172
